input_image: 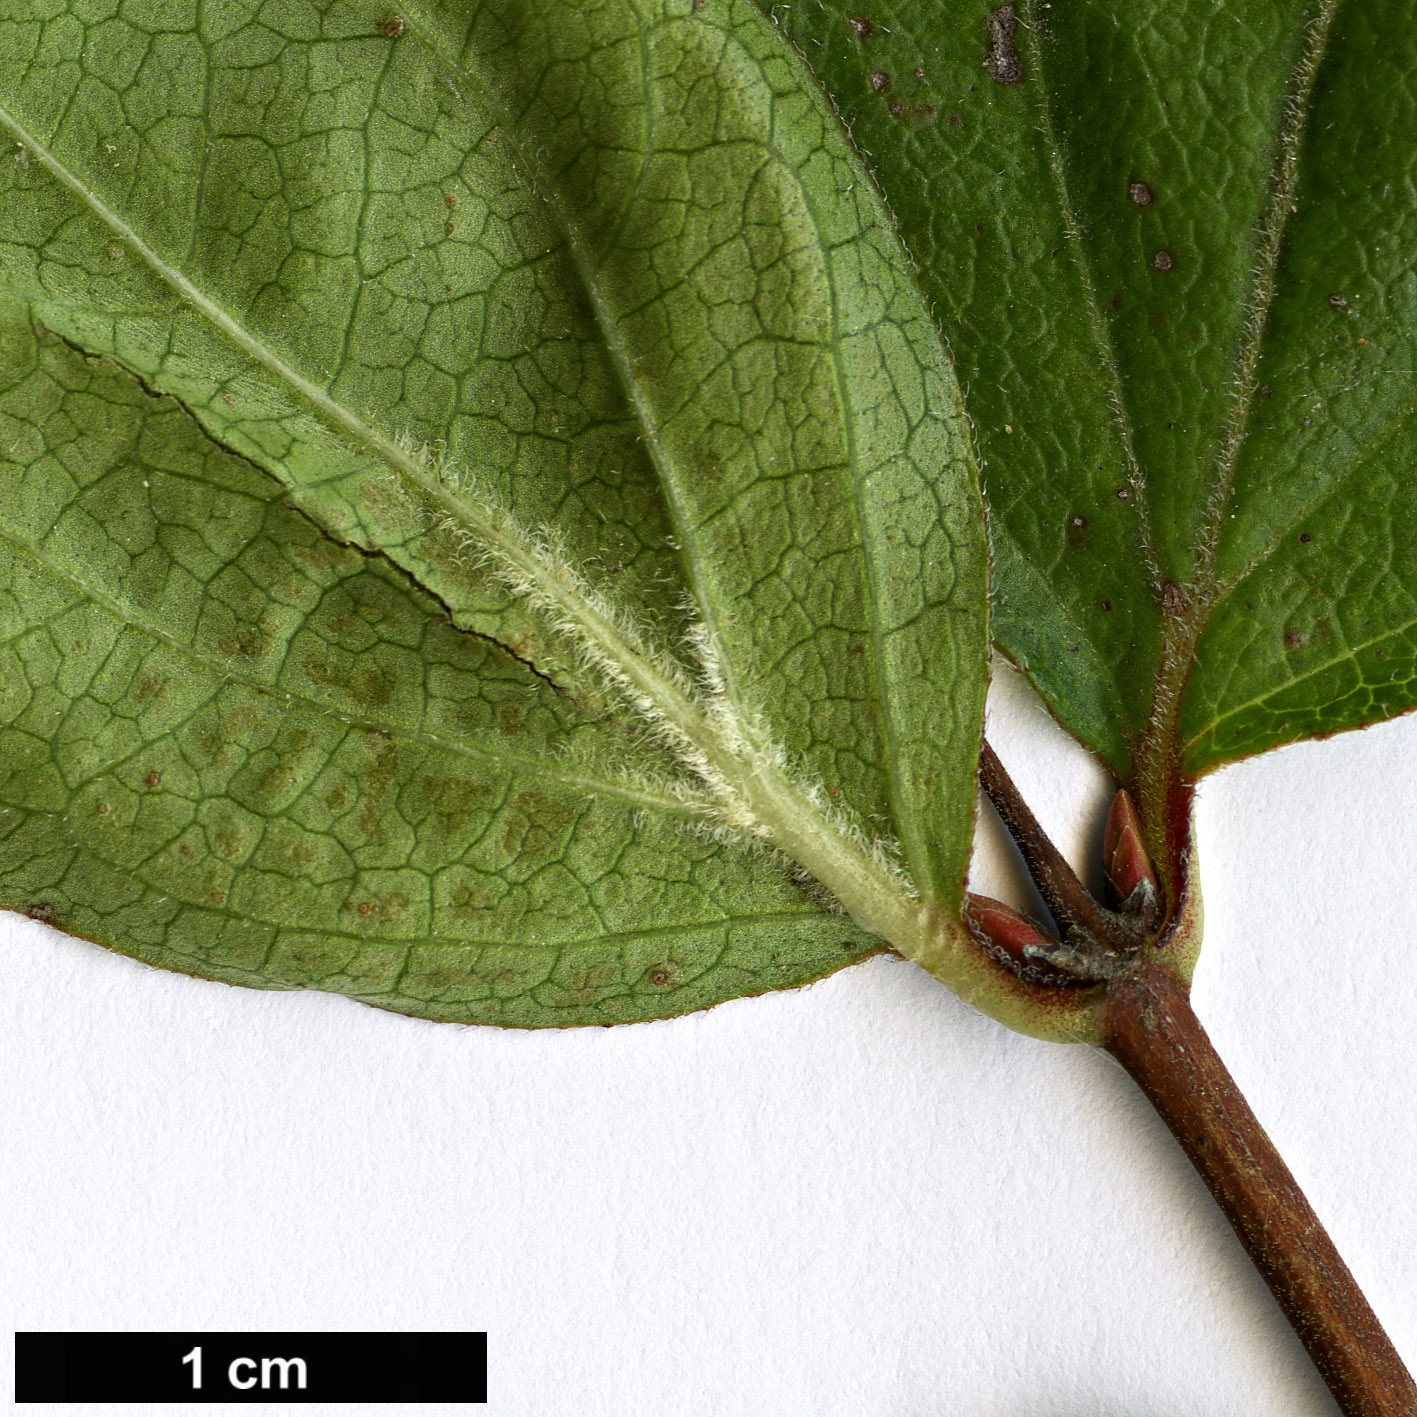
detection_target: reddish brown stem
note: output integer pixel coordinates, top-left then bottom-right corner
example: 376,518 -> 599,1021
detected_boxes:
1105,961 -> 1417,1417
978,740 -> 1141,953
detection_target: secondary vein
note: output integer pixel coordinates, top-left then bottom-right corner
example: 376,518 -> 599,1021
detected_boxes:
1194,0 -> 1344,599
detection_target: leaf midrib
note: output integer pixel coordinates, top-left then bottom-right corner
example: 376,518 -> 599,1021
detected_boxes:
1191,0 -> 1344,598
0,71 -> 929,958
408,2 -> 958,911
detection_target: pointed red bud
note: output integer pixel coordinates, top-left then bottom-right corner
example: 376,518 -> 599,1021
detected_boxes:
964,893 -> 1073,984
1103,789 -> 1158,909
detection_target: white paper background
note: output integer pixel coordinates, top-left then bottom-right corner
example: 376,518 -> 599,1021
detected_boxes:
3,660 -> 1415,1416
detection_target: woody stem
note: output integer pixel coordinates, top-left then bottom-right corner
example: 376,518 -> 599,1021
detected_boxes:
1104,960 -> 1417,1417
978,739 -> 1135,946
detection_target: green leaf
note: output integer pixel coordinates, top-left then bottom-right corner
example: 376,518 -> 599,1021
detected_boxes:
0,0 -> 1061,1033
767,0 -> 1417,790
0,311 -> 881,1023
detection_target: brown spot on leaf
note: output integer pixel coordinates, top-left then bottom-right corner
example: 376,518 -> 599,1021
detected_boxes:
1101,599 -> 1112,611
501,790 -> 575,863
647,968 -> 672,987
868,70 -> 890,92
26,902 -> 57,924
144,770 -> 161,789
1066,514 -> 1089,548
1329,293 -> 1349,310
983,5 -> 1022,84
1128,180 -> 1154,207
1299,532 -> 1311,543
444,194 -> 456,209
132,670 -> 164,703
847,14 -> 873,36
1152,249 -> 1174,272
380,13 -> 404,36
1116,487 -> 1131,500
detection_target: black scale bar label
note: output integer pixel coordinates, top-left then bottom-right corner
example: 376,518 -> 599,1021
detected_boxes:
15,1332 -> 487,1403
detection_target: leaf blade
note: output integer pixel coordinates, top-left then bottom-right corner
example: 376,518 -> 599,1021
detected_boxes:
0,311 -> 881,1024
0,0 -> 1056,1030
772,0 -> 1417,786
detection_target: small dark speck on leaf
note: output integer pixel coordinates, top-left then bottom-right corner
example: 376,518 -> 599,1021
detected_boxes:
869,70 -> 890,91
1116,487 -> 1130,499
1128,180 -> 1154,207
1108,296 -> 1123,310
1284,630 -> 1303,648
914,66 -> 926,78
1329,293 -> 1349,310
950,113 -> 963,128
920,102 -> 936,116
1101,599 -> 1112,611
975,223 -> 985,233
144,770 -> 161,788
889,101 -> 904,116
444,194 -> 456,209
1152,249 -> 1174,272
445,221 -> 454,235
983,5 -> 1022,84
380,13 -> 404,36
648,968 -> 671,986
848,14 -> 873,36
1299,532 -> 1311,543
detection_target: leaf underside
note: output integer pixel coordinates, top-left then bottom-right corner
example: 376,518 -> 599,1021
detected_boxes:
1,0 -> 1073,1032
770,0 -> 1417,785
